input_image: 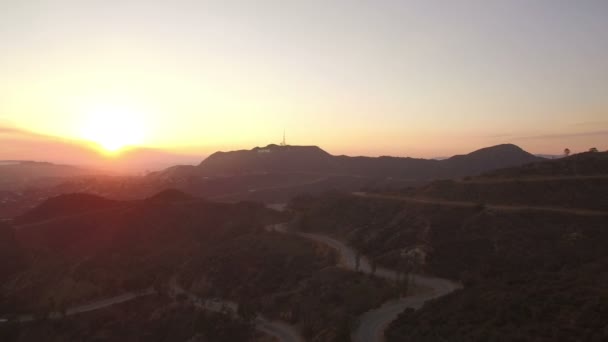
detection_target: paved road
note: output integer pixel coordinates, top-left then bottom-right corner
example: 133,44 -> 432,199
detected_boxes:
10,288 -> 156,323
64,288 -> 156,317
353,192 -> 608,217
270,223 -> 461,342
9,278 -> 303,342
352,276 -> 459,342
256,317 -> 305,342
267,203 -> 287,212
8,279 -> 303,342
169,278 -> 239,315
170,277 -> 304,342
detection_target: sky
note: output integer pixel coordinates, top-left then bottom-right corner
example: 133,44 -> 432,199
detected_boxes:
1,0 -> 607,165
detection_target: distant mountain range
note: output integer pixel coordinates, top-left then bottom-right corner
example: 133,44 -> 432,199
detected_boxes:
0,143 -> 545,217
156,143 -> 543,181
0,161 -> 99,191
0,144 -> 544,189
0,126 -> 200,173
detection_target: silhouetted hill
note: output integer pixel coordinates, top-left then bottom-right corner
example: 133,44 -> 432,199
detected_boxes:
197,144 -> 334,175
2,196 -> 282,314
481,150 -> 608,178
13,196 -> 277,260
2,193 -> 394,340
0,222 -> 25,282
290,150 -> 608,341
410,150 -> 608,210
0,161 -> 99,190
334,155 -> 439,179
158,143 -> 543,181
15,193 -> 119,225
443,143 -> 541,175
146,189 -> 193,202
152,164 -> 197,180
0,144 -> 548,220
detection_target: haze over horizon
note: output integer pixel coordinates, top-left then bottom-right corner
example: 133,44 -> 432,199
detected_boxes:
2,3 -> 608,340
1,0 -> 607,166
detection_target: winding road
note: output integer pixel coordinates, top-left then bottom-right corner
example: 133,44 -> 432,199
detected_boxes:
169,276 -> 304,342
256,318 -> 305,342
6,217 -> 458,342
269,223 -> 461,342
6,279 -> 303,342
11,288 -> 156,323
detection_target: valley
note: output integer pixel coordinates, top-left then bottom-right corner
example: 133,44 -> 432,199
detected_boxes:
1,147 -> 607,341
3,2 -> 607,340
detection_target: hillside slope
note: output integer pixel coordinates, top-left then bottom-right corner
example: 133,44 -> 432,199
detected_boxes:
410,151 -> 608,210
1,191 -> 396,341
482,150 -> 608,178
0,161 -> 99,191
157,143 -> 542,181
289,152 -> 608,341
15,193 -> 120,225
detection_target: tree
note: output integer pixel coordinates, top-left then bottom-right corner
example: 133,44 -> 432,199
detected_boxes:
589,147 -> 599,153
153,277 -> 164,296
564,148 -> 570,157
370,258 -> 377,276
399,271 -> 409,297
57,299 -> 67,318
237,302 -> 257,322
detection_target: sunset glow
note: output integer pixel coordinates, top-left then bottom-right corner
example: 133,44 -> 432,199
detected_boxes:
1,3 -> 607,340
81,105 -> 145,154
0,1 -> 607,165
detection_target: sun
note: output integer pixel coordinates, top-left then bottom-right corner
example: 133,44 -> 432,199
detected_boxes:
81,105 -> 145,154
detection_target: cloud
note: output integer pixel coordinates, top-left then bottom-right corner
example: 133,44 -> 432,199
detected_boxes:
482,133 -> 516,139
0,126 -> 67,141
515,130 -> 608,140
571,120 -> 608,127
0,126 -> 28,135
0,125 -> 200,172
0,126 -> 100,163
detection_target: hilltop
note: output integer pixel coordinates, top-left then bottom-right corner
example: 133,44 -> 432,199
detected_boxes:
442,143 -> 541,176
200,144 -> 334,175
0,143 -> 545,219
142,143 -> 543,205
158,143 -> 541,180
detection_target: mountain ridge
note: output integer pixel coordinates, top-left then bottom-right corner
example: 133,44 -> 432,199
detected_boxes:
156,143 -> 543,181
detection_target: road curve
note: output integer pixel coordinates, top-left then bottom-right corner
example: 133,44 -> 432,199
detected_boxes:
170,277 -> 304,342
7,270 -> 302,342
11,288 -> 156,323
9,280 -> 304,342
256,317 -> 306,342
352,277 -> 459,342
270,223 -> 461,342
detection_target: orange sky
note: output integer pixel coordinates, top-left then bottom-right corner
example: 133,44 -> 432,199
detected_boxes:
1,1 -> 607,168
